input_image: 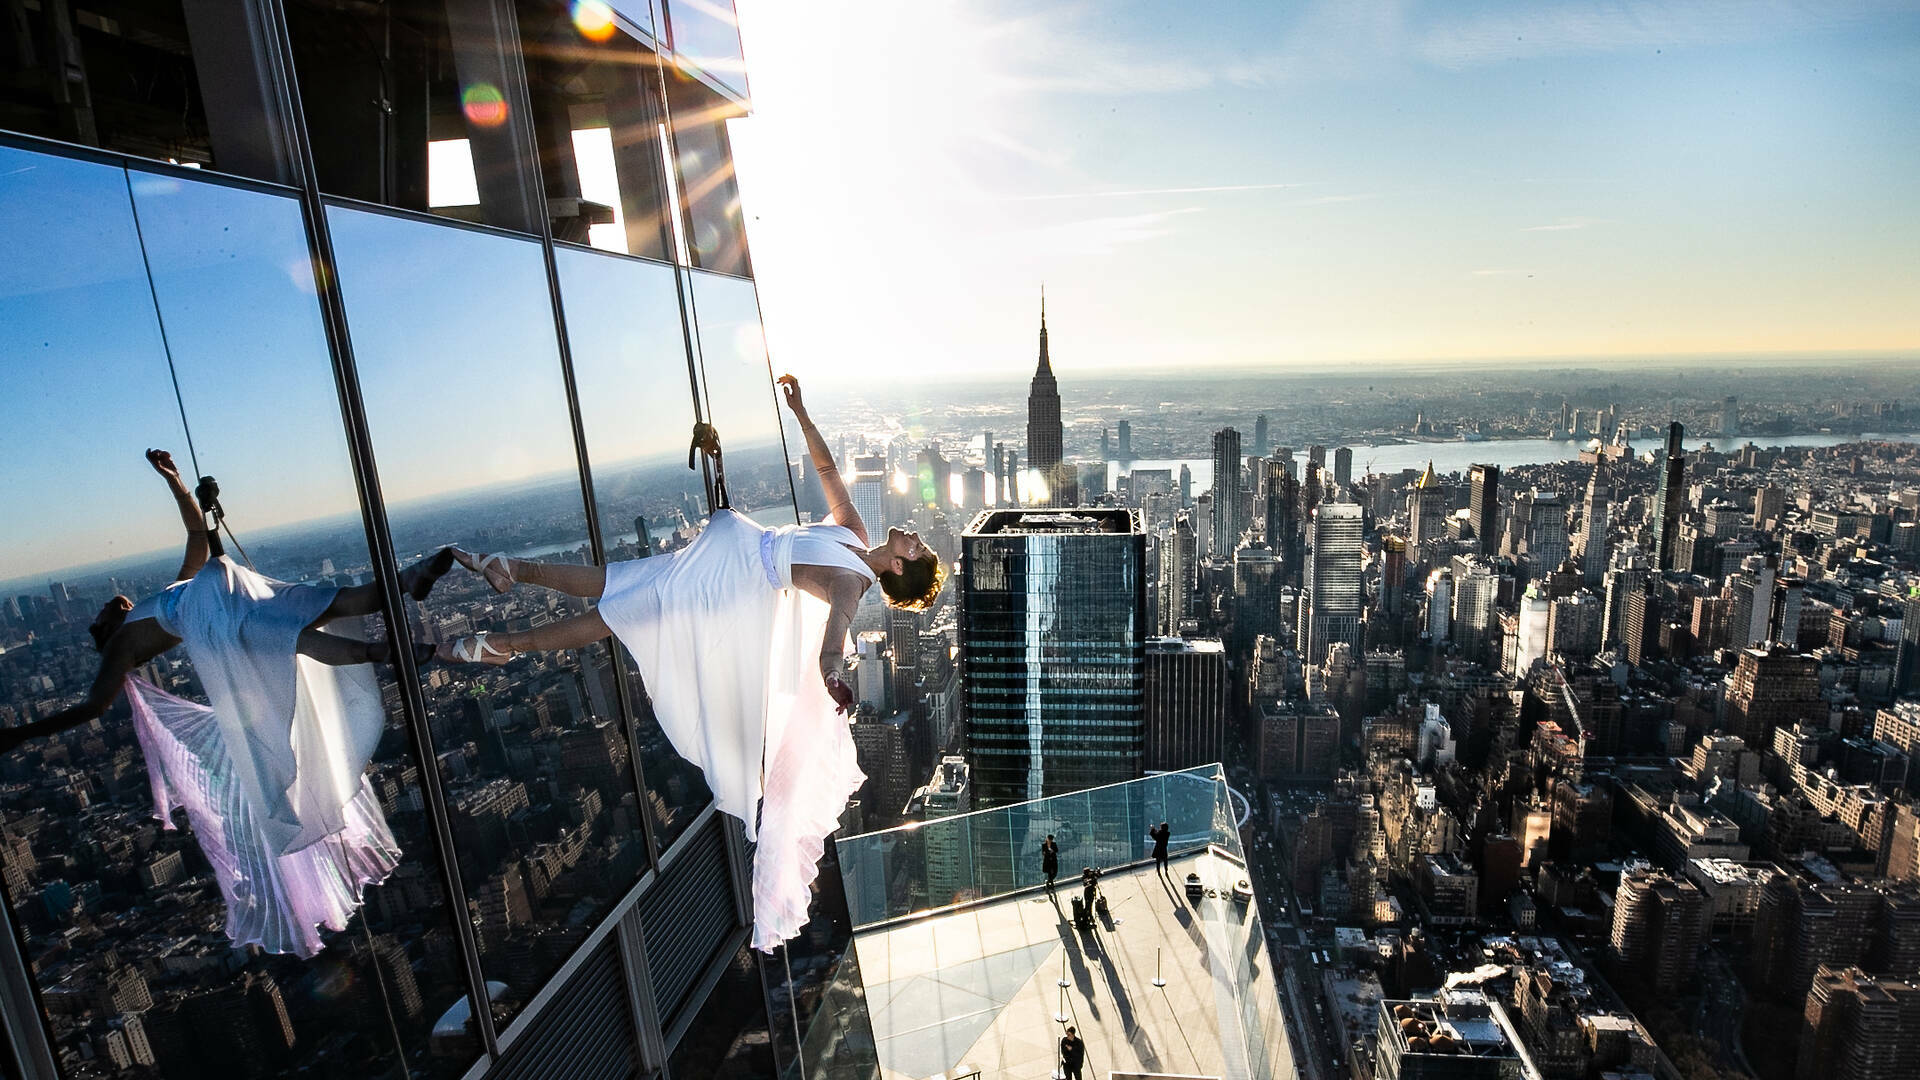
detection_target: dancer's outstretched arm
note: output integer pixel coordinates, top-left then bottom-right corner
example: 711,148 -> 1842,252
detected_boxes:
0,621 -> 174,753
778,375 -> 867,543
148,449 -> 210,583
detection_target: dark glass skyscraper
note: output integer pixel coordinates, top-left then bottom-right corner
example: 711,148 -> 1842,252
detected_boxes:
1469,463 -> 1501,554
960,509 -> 1147,806
1302,501 -> 1364,666
1265,458 -> 1302,586
1210,426 -> 1243,556
1652,421 -> 1688,571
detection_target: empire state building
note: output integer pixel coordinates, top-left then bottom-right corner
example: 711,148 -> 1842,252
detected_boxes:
1027,292 -> 1071,504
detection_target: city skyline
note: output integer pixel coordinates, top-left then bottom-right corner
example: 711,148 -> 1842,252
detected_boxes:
728,0 -> 1920,384
10,358 -> 1916,589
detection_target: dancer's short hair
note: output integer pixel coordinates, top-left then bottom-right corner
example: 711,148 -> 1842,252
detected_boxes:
880,551 -> 945,611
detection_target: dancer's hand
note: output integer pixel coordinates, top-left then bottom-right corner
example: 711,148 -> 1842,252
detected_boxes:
146,449 -> 182,483
777,375 -> 809,421
824,674 -> 854,715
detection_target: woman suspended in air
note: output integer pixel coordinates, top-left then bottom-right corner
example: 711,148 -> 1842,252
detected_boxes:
0,449 -> 456,957
438,375 -> 946,950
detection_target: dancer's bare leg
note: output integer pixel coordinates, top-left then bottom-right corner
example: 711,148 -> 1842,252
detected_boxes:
437,610 -> 612,664
452,549 -> 605,599
297,628 -> 433,667
511,560 -> 606,598
315,548 -> 456,627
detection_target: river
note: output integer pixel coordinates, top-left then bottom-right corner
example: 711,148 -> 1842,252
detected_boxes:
1099,431 -> 1919,495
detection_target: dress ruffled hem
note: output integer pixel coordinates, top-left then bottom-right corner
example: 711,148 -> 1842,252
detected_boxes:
128,676 -> 399,958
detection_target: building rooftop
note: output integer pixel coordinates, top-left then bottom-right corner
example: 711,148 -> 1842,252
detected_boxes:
964,507 -> 1143,536
1379,993 -> 1522,1060
1147,636 -> 1227,654
1685,858 -> 1775,887
854,848 -> 1291,1080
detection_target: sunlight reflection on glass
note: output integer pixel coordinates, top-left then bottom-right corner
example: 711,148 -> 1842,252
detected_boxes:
570,0 -> 616,41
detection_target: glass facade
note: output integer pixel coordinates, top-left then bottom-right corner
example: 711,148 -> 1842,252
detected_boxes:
0,3 -> 805,1077
959,509 -> 1149,808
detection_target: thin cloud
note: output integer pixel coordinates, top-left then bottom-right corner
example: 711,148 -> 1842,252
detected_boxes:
1004,182 -> 1311,202
1001,0 -> 1907,95
1417,0 -> 1905,70
1472,269 -> 1536,277
1020,207 -> 1204,255
1294,193 -> 1378,206
1522,217 -> 1603,232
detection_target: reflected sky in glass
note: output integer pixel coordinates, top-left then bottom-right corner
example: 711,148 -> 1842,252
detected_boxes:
665,0 -> 746,95
326,206 -> 583,515
691,270 -> 794,522
0,149 -> 190,586
129,172 -> 363,578
557,246 -> 695,488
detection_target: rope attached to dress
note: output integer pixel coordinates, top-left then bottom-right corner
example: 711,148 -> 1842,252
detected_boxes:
689,422 -> 733,511
193,475 -> 255,569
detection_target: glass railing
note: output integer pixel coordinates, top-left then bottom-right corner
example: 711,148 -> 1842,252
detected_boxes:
837,765 -> 1226,927
816,765 -> 1295,1080
782,941 -> 881,1080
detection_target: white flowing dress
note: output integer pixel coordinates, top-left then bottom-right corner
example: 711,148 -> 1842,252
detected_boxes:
123,557 -> 398,957
596,510 -> 868,951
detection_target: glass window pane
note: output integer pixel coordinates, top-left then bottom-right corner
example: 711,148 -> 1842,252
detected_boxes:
689,271 -> 794,525
3,0 -> 220,168
517,0 -> 675,258
0,146 -> 474,1080
285,0 -> 539,233
327,204 -> 650,1027
665,70 -> 750,273
663,0 -> 746,98
553,244 -> 711,853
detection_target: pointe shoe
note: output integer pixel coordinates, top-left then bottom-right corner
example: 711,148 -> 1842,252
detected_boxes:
452,548 -> 516,594
438,633 -> 512,666
400,548 -> 457,602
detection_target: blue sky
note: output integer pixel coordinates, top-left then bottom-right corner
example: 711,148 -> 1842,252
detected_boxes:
728,0 -> 1920,383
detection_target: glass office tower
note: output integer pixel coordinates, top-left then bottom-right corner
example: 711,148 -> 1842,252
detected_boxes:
959,509 -> 1148,809
0,2 -> 821,1078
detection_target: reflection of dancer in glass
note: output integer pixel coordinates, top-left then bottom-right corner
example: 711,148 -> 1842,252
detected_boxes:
441,375 -> 945,949
0,450 -> 456,956
1,452 -> 448,749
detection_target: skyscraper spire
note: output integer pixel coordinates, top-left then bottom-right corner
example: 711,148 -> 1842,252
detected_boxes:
1026,287 -> 1064,500
1037,285 -> 1051,374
